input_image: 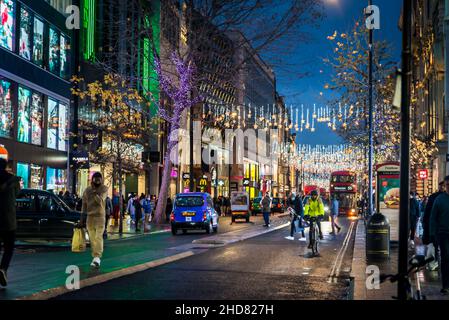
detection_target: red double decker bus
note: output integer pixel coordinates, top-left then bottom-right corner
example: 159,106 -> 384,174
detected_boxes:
330,171 -> 357,216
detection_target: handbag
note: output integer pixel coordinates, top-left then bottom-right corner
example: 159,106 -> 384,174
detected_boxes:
72,227 -> 87,253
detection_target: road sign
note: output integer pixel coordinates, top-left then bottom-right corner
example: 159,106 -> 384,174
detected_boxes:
418,169 -> 428,180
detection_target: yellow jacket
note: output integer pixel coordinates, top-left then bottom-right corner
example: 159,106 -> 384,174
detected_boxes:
304,198 -> 324,217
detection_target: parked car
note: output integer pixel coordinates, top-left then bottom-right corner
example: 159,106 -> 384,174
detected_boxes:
230,191 -> 250,223
16,189 -> 85,239
250,197 -> 262,216
170,192 -> 219,235
271,197 -> 285,213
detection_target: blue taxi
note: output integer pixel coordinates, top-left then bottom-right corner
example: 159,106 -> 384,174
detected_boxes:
170,192 -> 219,235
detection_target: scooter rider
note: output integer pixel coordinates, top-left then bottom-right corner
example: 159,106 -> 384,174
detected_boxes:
304,190 -> 325,248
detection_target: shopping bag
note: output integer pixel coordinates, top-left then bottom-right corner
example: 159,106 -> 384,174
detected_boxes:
72,227 -> 87,253
426,243 -> 435,261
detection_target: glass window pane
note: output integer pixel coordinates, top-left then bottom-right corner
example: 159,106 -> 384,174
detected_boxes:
60,35 -> 70,79
33,17 -> 44,66
47,98 -> 58,149
46,168 -> 66,193
17,162 -> 29,189
31,93 -> 43,145
18,86 -> 31,143
19,7 -> 32,60
0,78 -> 13,138
49,27 -> 60,74
30,164 -> 43,189
0,0 -> 15,51
58,103 -> 67,151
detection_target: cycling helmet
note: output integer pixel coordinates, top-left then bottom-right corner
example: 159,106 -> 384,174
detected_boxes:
311,190 -> 318,196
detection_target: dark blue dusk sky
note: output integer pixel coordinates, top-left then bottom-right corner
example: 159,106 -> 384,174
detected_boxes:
272,0 -> 403,146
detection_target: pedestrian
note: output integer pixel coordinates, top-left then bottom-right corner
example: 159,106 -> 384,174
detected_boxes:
133,195 -> 143,232
104,195 -> 113,238
141,195 -> 152,226
409,192 -> 420,248
213,197 -> 222,217
0,159 -> 21,287
330,195 -> 342,235
112,191 -> 120,226
430,176 -> 449,295
80,172 -> 108,268
423,181 -> 445,271
58,190 -> 64,199
127,193 -> 136,225
285,193 -> 305,240
260,192 -> 272,227
166,198 -> 173,223
63,191 -> 75,209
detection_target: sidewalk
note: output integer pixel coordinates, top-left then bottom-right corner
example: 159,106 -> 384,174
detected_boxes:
350,218 -> 449,300
1,213 -> 290,300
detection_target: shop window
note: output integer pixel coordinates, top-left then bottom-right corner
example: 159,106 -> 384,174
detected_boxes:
17,86 -> 31,143
0,78 -> 13,138
48,27 -> 60,75
32,17 -> 44,67
47,98 -> 58,149
31,93 -> 43,145
0,0 -> 15,51
58,103 -> 67,151
46,167 -> 66,193
19,7 -> 32,60
60,35 -> 70,79
17,162 -> 29,189
30,163 -> 43,189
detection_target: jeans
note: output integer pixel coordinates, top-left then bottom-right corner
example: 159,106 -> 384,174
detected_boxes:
0,230 -> 15,272
290,216 -> 303,237
410,217 -> 417,241
437,233 -> 449,289
263,212 -> 270,226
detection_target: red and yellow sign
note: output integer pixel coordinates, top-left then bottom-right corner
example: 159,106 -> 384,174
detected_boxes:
0,144 -> 8,161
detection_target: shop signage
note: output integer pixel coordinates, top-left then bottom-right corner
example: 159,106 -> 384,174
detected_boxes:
182,173 -> 191,180
199,178 -> 208,187
70,150 -> 89,168
83,129 -> 99,144
418,169 -> 428,180
0,144 -> 8,160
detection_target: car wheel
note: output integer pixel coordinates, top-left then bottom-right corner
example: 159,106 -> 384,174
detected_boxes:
206,221 -> 212,234
171,227 -> 177,235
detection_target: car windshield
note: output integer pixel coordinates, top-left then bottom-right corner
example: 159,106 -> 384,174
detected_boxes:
232,194 -> 248,205
175,196 -> 204,207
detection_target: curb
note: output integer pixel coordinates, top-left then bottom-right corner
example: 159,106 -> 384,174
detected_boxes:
17,216 -> 291,300
349,218 -> 367,300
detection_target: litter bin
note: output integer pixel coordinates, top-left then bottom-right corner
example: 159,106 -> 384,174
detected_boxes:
366,213 -> 390,260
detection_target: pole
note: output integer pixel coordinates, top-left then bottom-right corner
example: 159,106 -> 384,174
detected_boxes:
398,0 -> 412,301
368,0 -> 374,216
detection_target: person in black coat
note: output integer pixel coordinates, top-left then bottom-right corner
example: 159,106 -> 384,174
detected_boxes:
165,198 -> 173,223
409,192 -> 420,246
423,182 -> 445,245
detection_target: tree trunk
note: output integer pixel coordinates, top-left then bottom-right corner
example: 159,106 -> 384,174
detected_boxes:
154,147 -> 173,224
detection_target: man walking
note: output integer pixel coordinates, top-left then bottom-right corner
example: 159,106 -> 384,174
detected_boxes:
0,159 -> 20,287
423,181 -> 444,271
261,192 -> 272,227
285,193 -> 305,240
330,195 -> 341,235
409,192 -> 420,249
80,172 -> 108,268
430,176 -> 449,295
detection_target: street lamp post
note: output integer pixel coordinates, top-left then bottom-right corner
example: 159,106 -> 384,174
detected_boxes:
398,0 -> 412,301
368,0 -> 374,216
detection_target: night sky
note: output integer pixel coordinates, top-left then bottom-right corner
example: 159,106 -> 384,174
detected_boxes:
272,0 -> 403,146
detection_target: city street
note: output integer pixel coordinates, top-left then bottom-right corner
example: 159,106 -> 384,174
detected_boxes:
53,218 -> 357,300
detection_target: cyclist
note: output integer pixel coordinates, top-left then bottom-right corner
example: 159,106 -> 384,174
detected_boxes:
304,190 -> 325,248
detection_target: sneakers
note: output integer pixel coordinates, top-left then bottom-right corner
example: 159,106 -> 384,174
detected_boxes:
285,236 -> 295,241
0,269 -> 7,287
90,257 -> 101,268
409,240 -> 415,249
298,237 -> 307,242
337,226 -> 342,233
441,288 -> 449,296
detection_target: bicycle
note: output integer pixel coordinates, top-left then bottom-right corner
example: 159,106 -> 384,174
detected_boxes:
380,255 -> 434,300
304,216 -> 320,256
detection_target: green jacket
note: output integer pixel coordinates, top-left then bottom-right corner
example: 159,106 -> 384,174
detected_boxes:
0,171 -> 21,231
430,193 -> 449,237
304,198 -> 324,218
